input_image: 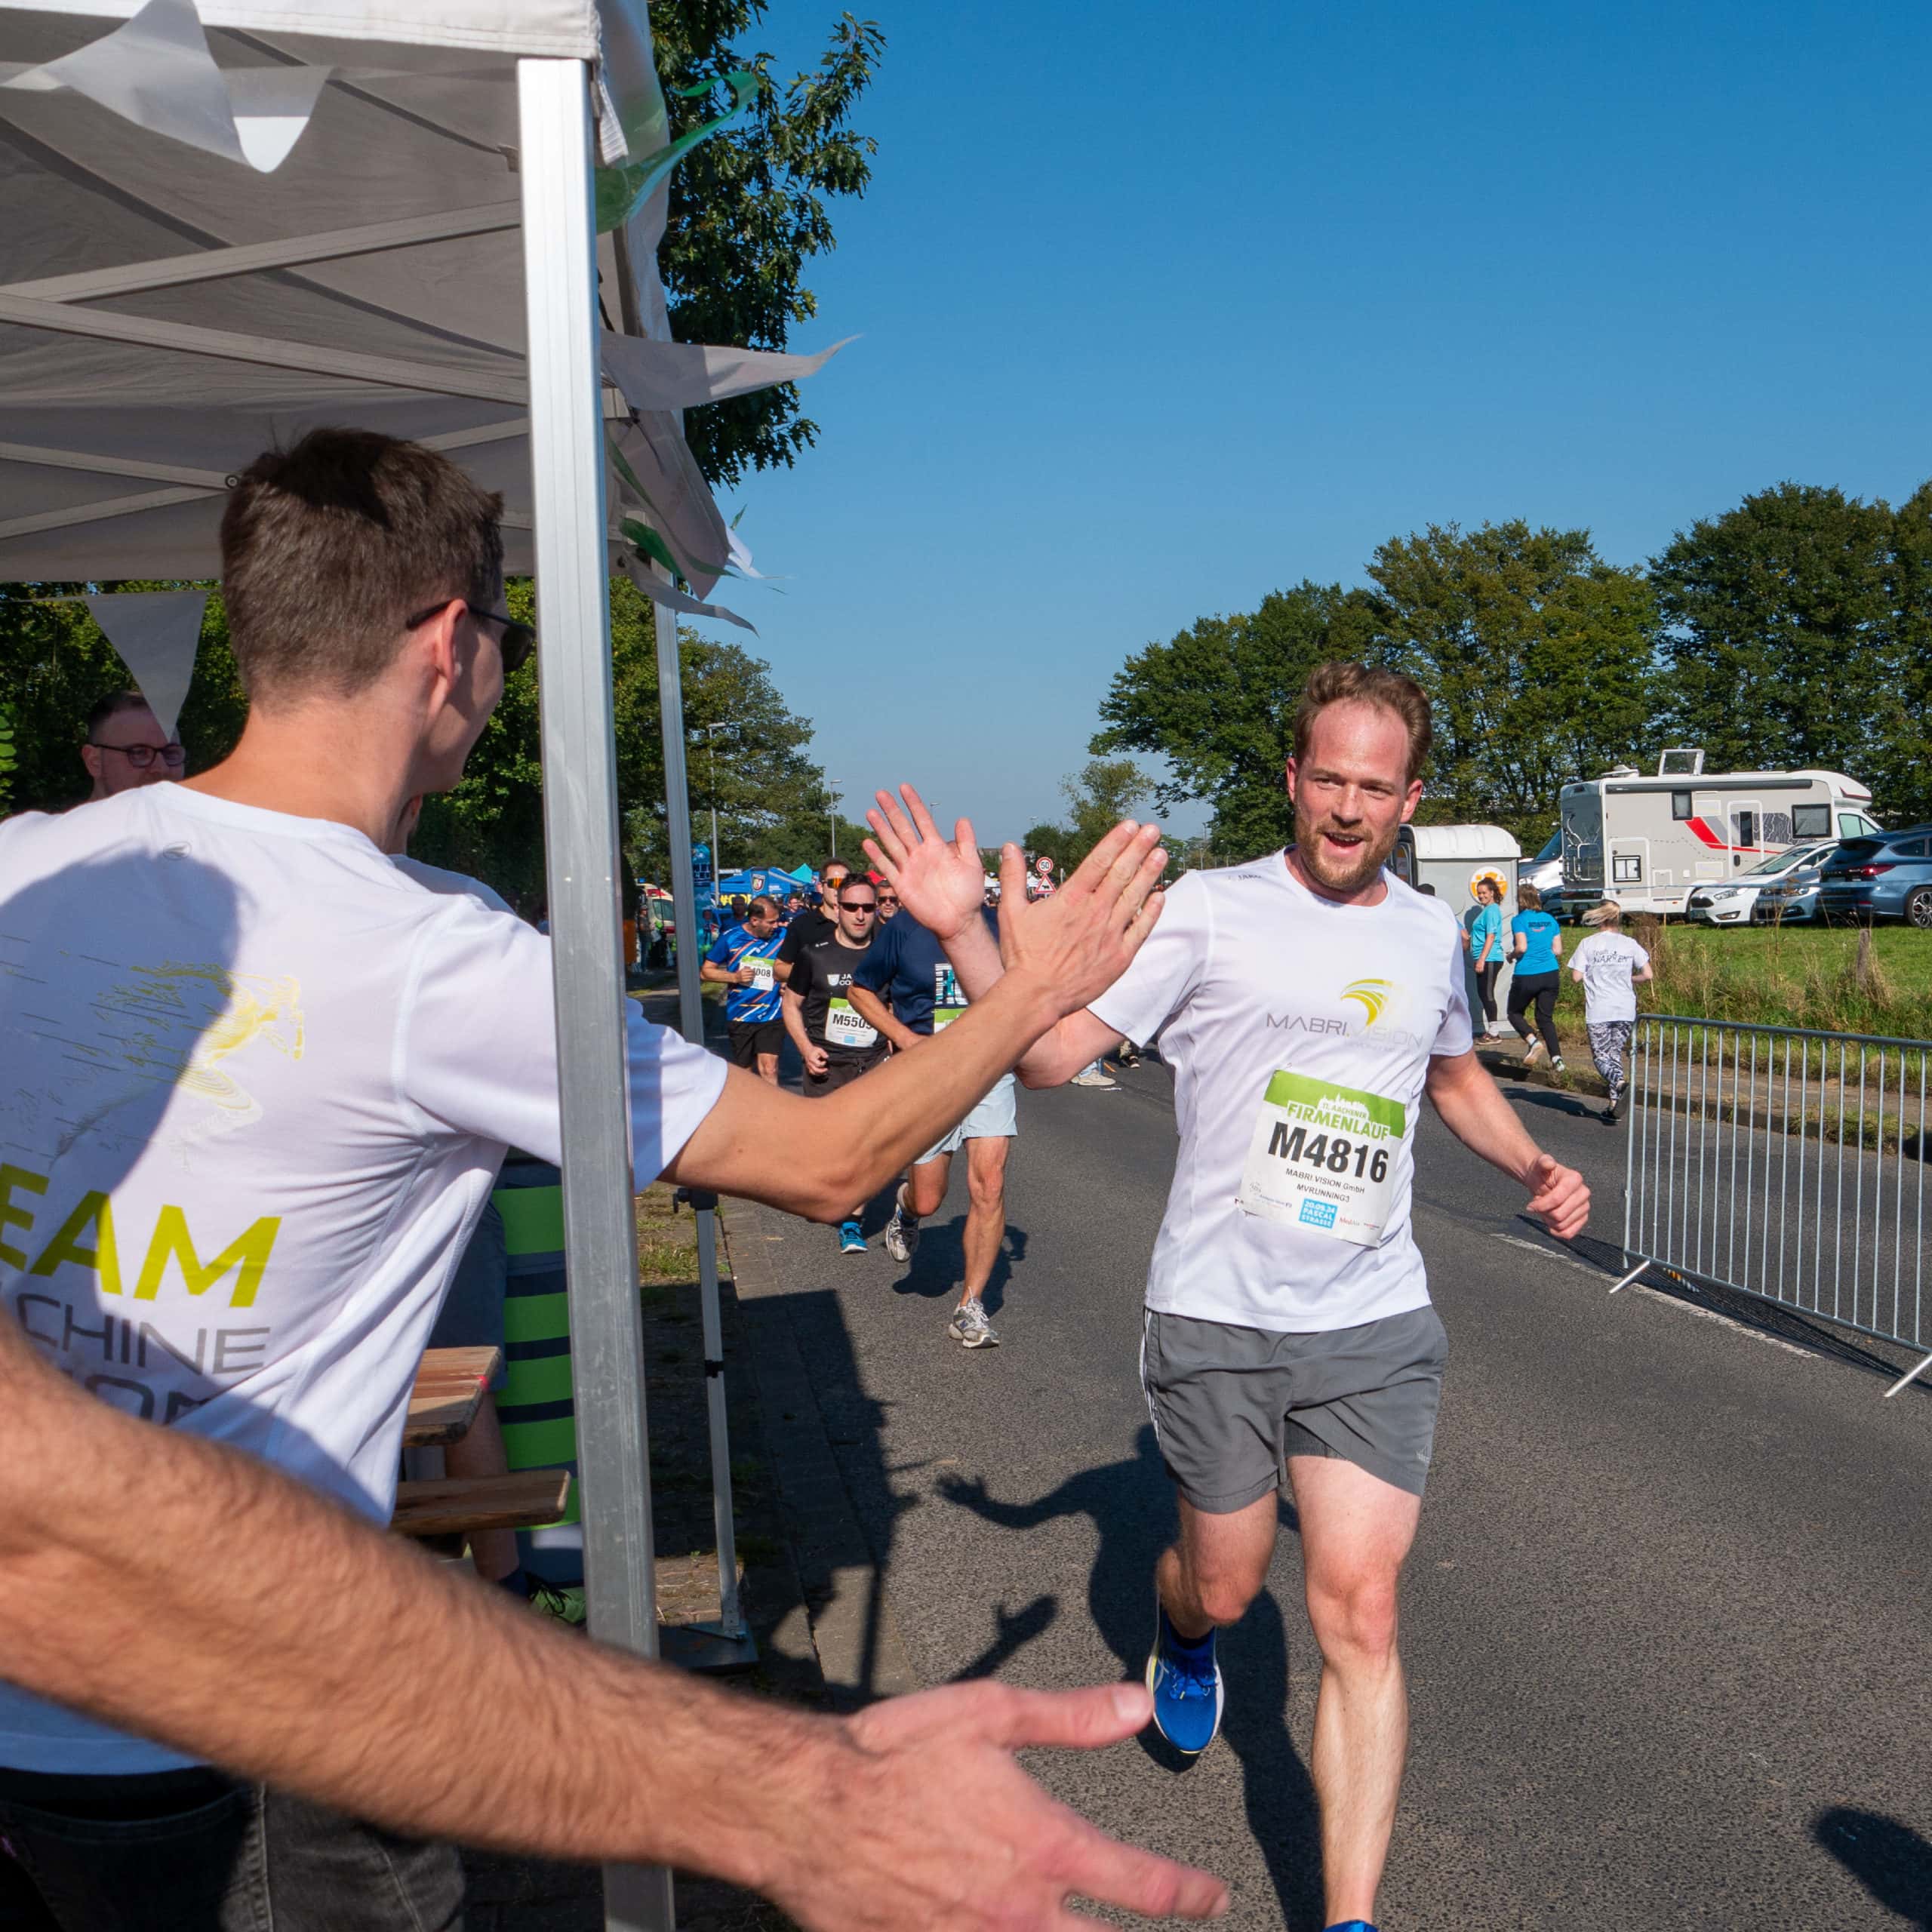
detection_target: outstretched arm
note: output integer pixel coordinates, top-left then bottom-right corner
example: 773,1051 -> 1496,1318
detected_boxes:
1424,1049 -> 1590,1239
667,819 -> 1164,1220
0,1323 -> 1226,1930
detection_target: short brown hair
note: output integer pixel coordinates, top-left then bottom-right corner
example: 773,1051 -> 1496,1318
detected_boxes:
1291,661 -> 1432,786
220,428 -> 503,700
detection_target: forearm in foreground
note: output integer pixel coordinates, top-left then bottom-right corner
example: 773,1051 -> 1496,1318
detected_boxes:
0,1331 -> 824,1887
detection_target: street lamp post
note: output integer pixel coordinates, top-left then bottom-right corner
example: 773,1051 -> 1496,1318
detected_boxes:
696,722 -> 738,878
826,779 -> 843,861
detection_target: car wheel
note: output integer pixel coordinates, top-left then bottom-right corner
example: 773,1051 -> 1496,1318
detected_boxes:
1906,887 -> 1932,931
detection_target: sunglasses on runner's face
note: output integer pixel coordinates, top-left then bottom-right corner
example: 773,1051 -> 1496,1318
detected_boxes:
838,899 -> 877,915
89,740 -> 186,770
405,600 -> 536,677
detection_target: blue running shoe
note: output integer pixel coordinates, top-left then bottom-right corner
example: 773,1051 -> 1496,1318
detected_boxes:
1145,1601 -> 1223,1755
1323,1923 -> 1377,1931
838,1220 -> 866,1255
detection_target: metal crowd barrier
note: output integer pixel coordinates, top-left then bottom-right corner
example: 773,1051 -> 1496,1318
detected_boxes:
1614,1015 -> 1931,1397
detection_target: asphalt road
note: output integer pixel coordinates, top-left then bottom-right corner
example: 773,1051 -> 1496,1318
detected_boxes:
752,1049 -> 1932,1929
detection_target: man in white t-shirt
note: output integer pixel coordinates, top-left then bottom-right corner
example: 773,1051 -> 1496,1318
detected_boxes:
867,663 -> 1589,1932
0,429 -> 1210,1930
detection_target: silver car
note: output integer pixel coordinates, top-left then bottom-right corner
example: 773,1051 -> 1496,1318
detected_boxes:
1752,842 -> 1842,924
1687,842 -> 1838,926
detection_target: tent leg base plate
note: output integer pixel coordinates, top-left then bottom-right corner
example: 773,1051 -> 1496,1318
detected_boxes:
659,1622 -> 758,1674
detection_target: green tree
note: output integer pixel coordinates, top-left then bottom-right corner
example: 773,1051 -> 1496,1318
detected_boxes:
653,3 -> 884,490
1356,521 -> 1657,841
1873,480 -> 1932,826
1054,756 -> 1157,873
1093,582 -> 1376,860
1020,821 -> 1069,864
1651,483 -> 1894,786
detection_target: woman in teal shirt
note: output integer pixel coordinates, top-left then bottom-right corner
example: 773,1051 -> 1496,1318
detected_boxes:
1506,882 -> 1566,1068
1467,878 -> 1506,1037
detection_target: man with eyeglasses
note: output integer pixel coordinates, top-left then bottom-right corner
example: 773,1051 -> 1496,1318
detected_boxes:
0,428 -> 1220,1932
780,874 -> 888,1254
79,690 -> 185,801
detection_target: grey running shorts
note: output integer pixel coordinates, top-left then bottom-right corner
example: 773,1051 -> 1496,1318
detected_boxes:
1140,1304 -> 1449,1509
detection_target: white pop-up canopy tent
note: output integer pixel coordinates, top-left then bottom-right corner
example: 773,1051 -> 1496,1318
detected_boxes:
0,1 -> 808,1921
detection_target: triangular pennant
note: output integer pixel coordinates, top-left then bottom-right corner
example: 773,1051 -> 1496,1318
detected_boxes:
85,592 -> 209,740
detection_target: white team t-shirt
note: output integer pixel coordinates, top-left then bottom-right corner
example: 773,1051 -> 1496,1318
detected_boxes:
1571,931 -> 1649,1023
0,786 -> 727,1772
1088,852 -> 1472,1334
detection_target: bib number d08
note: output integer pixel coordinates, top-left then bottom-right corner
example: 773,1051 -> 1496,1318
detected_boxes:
1237,1068 -> 1404,1247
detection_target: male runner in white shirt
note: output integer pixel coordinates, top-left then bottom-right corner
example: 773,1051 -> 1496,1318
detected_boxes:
867,662 -> 1589,1932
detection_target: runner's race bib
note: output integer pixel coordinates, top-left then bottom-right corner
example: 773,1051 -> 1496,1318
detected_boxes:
1237,1069 -> 1404,1247
749,958 -> 776,992
933,962 -> 965,1032
825,998 -> 877,1048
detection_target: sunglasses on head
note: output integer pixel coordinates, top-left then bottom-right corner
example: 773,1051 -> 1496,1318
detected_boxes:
406,599 -> 536,678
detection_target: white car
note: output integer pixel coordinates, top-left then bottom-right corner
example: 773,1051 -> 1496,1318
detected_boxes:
1685,842 -> 1839,924
1521,829 -> 1562,898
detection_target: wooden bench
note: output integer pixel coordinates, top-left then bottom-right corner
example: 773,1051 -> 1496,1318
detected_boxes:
391,1469 -> 573,1540
404,1346 -> 502,1447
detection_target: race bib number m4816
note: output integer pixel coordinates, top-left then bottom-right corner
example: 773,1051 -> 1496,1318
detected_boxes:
1237,1069 -> 1405,1247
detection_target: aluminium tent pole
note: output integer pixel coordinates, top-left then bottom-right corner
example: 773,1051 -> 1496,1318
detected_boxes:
518,57 -> 675,1932
652,598 -> 749,1649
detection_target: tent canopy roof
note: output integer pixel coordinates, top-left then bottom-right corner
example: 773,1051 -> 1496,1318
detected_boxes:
0,0 -> 747,595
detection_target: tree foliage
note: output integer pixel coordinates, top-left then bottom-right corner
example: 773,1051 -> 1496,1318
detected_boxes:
653,3 -> 884,489
1652,481 -> 1930,823
1357,521 -> 1657,840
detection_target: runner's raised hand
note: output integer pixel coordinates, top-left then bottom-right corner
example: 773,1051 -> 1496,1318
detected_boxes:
863,785 -> 986,940
771,1681 -> 1229,1930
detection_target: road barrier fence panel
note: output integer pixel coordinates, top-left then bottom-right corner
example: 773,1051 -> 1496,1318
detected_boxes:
1616,1014 -> 1930,1396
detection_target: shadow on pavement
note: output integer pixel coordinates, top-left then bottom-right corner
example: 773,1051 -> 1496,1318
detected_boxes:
940,1426 -> 1326,1928
1814,1807 -> 1932,1926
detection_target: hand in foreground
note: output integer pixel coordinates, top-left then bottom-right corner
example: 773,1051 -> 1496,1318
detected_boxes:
994,823 -> 1167,1019
803,1043 -> 829,1078
774,1681 -> 1229,1930
1524,1152 -> 1589,1240
863,786 -> 987,941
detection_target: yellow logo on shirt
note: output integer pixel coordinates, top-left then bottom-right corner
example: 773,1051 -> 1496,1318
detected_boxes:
1340,979 -> 1395,1026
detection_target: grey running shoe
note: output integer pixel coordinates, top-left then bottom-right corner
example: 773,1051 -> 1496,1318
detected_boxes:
948,1298 -> 1000,1348
1070,1068 -> 1118,1088
1609,1090 -> 1628,1122
881,1190 -> 919,1264
1521,1038 -> 1544,1064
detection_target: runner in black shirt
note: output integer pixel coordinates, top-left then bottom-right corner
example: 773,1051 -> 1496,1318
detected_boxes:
774,854 -> 851,984
780,874 -> 886,1254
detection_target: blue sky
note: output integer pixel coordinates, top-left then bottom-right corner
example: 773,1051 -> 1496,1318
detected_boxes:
697,1 -> 1932,848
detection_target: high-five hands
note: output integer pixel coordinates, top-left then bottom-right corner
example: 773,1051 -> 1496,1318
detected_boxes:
1524,1151 -> 1589,1240
864,785 -> 1168,1019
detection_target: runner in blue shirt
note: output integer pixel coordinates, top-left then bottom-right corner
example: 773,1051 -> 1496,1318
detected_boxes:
700,894 -> 786,1084
1505,882 -> 1566,1069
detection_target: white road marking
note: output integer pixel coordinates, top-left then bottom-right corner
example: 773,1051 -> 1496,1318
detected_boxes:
1491,1232 -> 1814,1359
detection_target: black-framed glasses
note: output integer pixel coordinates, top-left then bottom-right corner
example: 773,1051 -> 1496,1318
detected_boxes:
405,600 -> 536,678
88,740 -> 185,770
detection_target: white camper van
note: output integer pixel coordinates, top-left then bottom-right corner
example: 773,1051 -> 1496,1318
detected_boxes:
1559,749 -> 1881,916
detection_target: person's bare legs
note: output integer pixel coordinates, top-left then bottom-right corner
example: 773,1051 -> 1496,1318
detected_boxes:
444,1392 -> 518,1584
1289,1452 -> 1423,1927
958,1134 -> 1010,1312
903,1149 -> 950,1225
1155,1491 -> 1278,1638
755,1051 -> 779,1087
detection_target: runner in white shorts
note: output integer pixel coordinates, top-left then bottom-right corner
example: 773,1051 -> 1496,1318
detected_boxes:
866,663 -> 1591,1932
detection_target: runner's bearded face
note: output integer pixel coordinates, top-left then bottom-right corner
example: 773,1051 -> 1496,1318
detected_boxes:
1285,700 -> 1420,897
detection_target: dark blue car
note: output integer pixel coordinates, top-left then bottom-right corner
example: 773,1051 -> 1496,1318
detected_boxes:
1817,826 -> 1932,929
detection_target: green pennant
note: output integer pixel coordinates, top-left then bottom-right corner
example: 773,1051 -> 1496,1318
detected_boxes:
595,69 -> 758,235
